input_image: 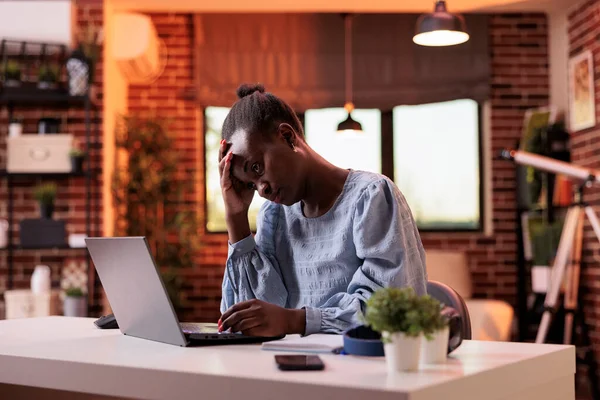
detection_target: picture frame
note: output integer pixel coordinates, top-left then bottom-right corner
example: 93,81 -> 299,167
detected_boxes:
568,50 -> 596,132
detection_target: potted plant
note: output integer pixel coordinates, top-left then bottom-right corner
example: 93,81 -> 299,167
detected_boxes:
69,148 -> 87,173
63,287 -> 87,317
33,182 -> 57,219
38,63 -> 59,90
529,216 -> 564,293
363,287 -> 424,372
418,295 -> 450,364
3,60 -> 21,87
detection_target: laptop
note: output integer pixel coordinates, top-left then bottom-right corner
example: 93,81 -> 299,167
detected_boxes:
85,236 -> 285,347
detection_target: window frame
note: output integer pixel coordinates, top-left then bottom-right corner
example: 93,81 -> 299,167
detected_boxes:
382,104 -> 485,233
202,106 -> 484,234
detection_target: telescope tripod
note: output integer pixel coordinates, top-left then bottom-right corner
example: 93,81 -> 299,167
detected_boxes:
534,187 -> 600,399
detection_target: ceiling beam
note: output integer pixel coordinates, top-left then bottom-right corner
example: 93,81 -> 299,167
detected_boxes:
109,0 -> 564,13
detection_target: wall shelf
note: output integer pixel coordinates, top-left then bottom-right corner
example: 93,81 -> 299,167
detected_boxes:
0,245 -> 87,251
0,170 -> 92,178
0,75 -> 98,305
0,89 -> 87,107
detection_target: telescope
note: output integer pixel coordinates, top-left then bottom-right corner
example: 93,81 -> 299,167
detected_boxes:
499,148 -> 600,185
500,147 -> 600,348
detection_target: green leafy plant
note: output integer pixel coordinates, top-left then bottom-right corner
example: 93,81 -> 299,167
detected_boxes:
362,287 -> 423,341
112,115 -> 201,315
69,148 -> 86,158
65,287 -> 84,297
39,63 -> 59,83
76,23 -> 102,83
528,216 -> 564,265
417,294 -> 448,340
3,59 -> 21,81
33,182 -> 57,205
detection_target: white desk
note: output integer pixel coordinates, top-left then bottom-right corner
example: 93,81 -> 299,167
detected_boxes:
0,317 -> 575,400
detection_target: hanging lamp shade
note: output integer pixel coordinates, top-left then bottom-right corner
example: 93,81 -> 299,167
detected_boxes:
337,105 -> 363,132
413,0 -> 469,47
337,13 -> 362,134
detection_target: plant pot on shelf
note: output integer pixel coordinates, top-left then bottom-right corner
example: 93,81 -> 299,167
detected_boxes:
71,156 -> 85,173
383,332 -> 423,372
63,288 -> 87,317
3,59 -> 22,87
37,64 -> 59,90
421,325 -> 449,365
40,203 -> 54,219
69,148 -> 86,173
33,182 -> 58,219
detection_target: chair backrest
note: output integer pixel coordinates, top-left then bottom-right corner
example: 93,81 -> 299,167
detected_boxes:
427,280 -> 472,344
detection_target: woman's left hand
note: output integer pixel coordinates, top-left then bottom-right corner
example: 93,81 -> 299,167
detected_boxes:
219,299 -> 305,337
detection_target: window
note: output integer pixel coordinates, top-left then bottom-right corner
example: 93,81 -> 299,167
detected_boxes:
204,107 -> 266,232
304,108 -> 382,173
393,99 -> 481,230
204,100 -> 482,233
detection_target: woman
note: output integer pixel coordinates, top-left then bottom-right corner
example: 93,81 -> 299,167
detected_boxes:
217,83 -> 427,337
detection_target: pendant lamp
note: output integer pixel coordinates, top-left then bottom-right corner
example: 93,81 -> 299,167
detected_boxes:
413,1 -> 469,47
337,13 -> 362,134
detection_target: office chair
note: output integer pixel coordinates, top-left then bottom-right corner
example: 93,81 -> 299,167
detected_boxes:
427,280 -> 472,352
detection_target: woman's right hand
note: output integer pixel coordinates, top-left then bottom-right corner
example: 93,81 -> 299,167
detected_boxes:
219,139 -> 255,217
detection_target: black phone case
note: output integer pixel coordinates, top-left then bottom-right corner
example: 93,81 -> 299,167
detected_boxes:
275,356 -> 325,371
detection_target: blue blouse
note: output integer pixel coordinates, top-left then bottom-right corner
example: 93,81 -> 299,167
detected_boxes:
221,170 -> 428,335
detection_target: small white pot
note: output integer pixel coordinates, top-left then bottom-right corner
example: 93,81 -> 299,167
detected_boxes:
63,296 -> 87,317
383,332 -> 422,372
421,326 -> 449,365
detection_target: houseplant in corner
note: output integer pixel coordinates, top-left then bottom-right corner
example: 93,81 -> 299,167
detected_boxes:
33,182 -> 57,219
63,287 -> 86,317
363,287 -> 424,372
418,295 -> 450,364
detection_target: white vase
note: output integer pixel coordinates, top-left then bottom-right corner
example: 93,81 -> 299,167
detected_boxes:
383,332 -> 423,372
8,122 -> 22,137
421,326 -> 450,365
0,219 -> 8,248
31,265 -> 51,294
63,296 -> 87,317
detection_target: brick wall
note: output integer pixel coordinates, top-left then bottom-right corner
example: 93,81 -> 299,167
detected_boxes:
569,0 -> 600,384
124,12 -> 549,324
0,1 -> 104,317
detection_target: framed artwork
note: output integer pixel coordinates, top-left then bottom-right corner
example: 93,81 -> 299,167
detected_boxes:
569,50 -> 596,132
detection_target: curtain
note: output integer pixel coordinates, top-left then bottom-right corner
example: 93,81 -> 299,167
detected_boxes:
193,13 -> 489,111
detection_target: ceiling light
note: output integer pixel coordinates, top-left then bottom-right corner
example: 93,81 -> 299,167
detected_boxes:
337,13 -> 363,134
413,1 -> 469,47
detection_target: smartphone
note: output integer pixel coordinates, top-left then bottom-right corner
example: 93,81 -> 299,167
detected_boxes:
274,355 -> 325,371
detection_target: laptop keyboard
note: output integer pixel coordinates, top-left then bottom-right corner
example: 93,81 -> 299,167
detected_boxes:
180,322 -> 212,334
180,322 -> 243,339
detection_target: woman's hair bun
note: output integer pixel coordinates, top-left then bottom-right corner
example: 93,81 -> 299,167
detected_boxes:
236,83 -> 265,99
